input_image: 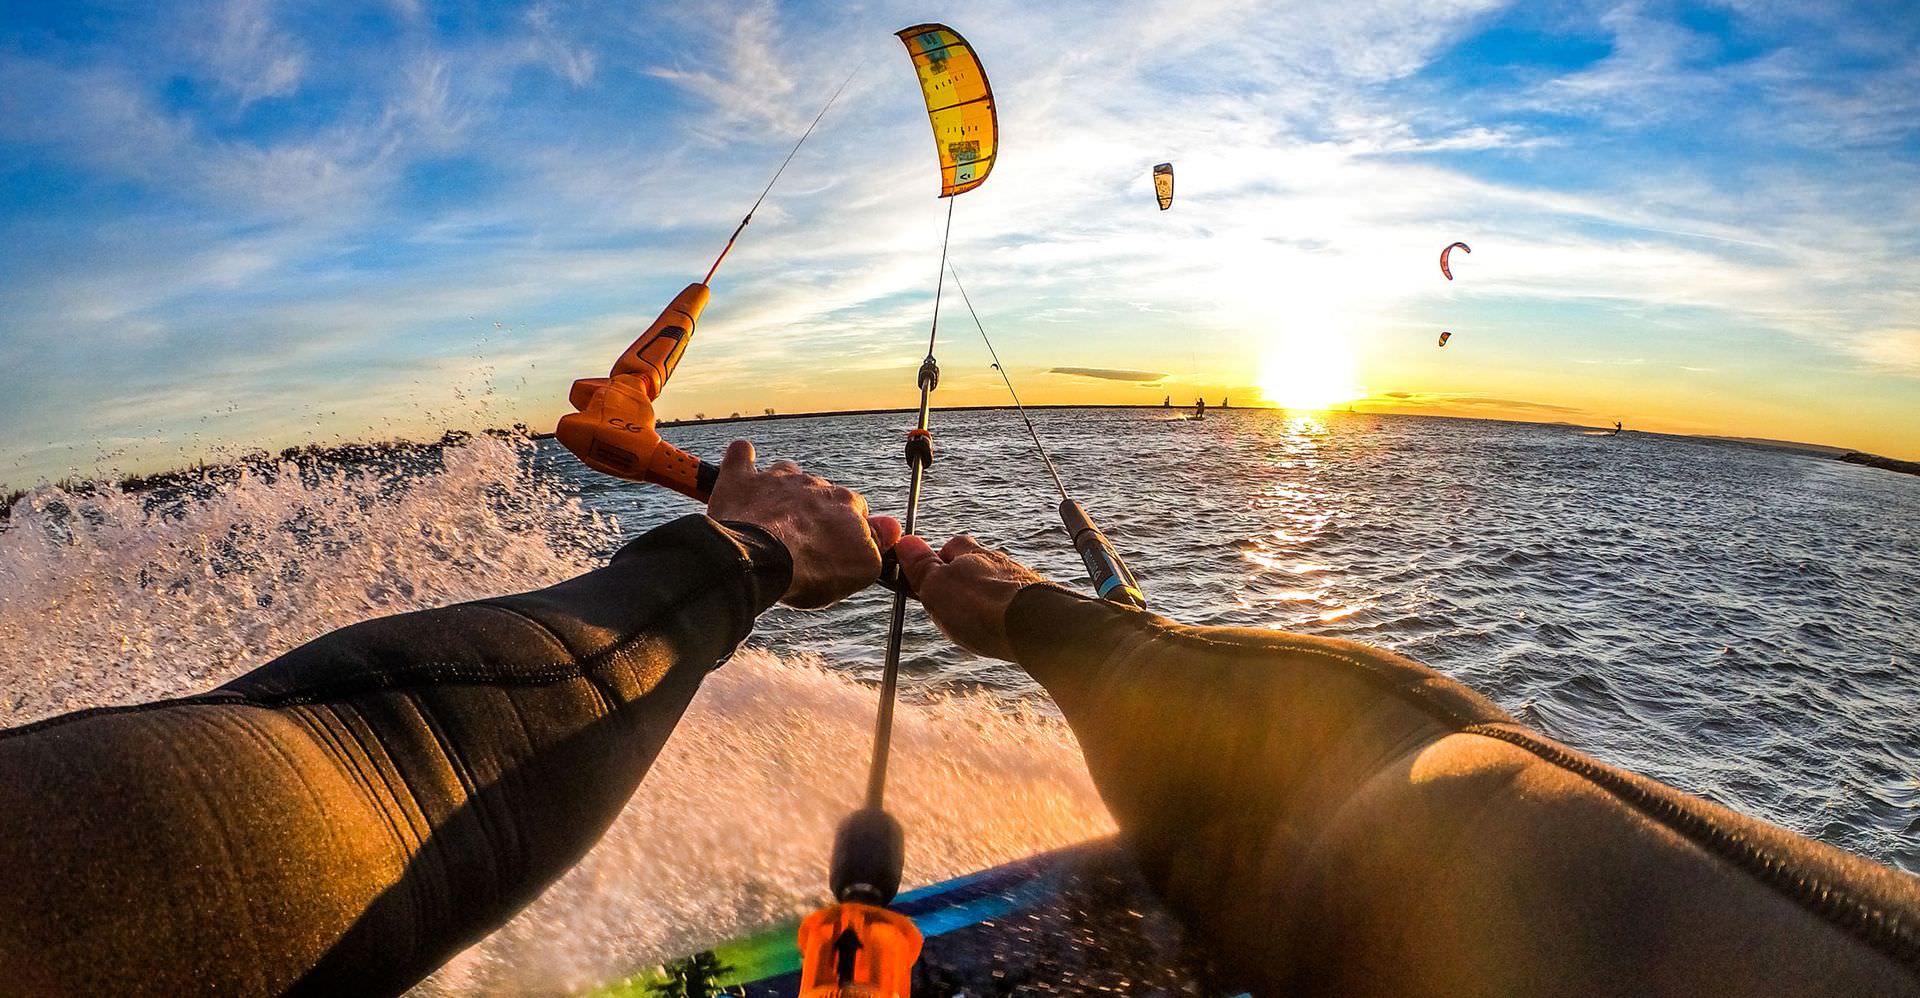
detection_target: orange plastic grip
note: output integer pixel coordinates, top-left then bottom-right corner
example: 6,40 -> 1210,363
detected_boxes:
556,373 -> 715,503
558,282 -> 717,501
609,283 -> 710,399
796,903 -> 922,997
644,440 -> 716,502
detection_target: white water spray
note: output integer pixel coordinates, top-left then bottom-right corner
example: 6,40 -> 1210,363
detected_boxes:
0,436 -> 1112,995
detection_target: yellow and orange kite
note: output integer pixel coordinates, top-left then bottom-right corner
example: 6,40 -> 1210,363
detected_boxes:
896,23 -> 998,197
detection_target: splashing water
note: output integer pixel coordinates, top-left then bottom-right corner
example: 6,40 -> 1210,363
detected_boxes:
0,436 -> 1115,995
418,650 -> 1109,995
0,436 -> 610,721
17,408 -> 1914,992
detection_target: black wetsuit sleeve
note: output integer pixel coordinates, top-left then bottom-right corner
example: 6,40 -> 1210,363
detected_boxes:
1005,583 -> 1920,998
0,514 -> 791,998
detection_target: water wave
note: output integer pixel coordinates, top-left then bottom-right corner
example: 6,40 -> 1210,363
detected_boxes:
419,649 -> 1109,996
618,409 -> 1920,875
1,437 -> 614,720
0,435 -> 1111,995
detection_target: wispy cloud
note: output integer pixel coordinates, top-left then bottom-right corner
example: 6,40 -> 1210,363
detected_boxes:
3,0 -> 1919,485
645,0 -> 811,133
514,3 -> 599,87
1047,368 -> 1168,383
1371,392 -> 1586,415
200,0 -> 308,107
1850,329 -> 1920,375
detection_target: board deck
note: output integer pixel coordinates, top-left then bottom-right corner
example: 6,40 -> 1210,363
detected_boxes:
588,838 -> 1222,996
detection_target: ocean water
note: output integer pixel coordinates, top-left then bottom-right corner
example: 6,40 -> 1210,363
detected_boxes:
633,407 -> 1920,867
3,409 -> 1917,994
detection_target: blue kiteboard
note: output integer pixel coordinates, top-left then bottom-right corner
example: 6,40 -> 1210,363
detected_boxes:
586,838 -> 1219,996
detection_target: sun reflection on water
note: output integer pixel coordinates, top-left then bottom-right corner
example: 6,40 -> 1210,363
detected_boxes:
1230,412 -> 1368,629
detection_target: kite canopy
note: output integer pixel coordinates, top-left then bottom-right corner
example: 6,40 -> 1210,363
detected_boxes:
897,23 -> 998,197
1440,241 -> 1471,280
1153,163 -> 1174,210
1438,330 -> 1452,347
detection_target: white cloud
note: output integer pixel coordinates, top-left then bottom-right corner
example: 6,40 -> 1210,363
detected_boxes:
645,0 -> 806,132
522,3 -> 600,87
384,56 -> 472,147
200,0 -> 309,107
4,0 -> 1919,485
1850,329 -> 1920,375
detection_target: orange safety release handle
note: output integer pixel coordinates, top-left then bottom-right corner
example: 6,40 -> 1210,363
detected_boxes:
556,375 -> 717,502
555,282 -> 719,502
796,903 -> 923,998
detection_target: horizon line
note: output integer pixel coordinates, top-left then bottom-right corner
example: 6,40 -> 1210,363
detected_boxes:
3,403 -> 1903,499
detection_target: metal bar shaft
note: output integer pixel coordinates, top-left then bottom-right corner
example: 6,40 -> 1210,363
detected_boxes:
864,197 -> 955,810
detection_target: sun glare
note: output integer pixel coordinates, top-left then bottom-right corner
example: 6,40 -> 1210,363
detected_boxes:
1258,333 -> 1363,410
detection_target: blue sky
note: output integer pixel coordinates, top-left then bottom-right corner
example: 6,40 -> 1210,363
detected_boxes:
3,0 -> 1918,487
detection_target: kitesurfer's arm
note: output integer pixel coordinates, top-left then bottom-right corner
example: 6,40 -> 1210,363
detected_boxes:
0,442 -> 897,998
897,534 -> 1920,997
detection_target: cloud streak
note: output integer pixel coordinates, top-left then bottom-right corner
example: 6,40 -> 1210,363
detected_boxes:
1047,367 -> 1168,383
1371,392 -> 1586,415
3,0 -> 1919,485
201,0 -> 309,106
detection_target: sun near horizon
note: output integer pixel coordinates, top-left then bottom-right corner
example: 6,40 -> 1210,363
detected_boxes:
1256,330 -> 1366,411
2,3 -> 1918,487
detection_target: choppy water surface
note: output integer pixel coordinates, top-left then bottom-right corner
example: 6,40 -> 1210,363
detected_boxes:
625,407 -> 1920,871
3,409 -> 1917,994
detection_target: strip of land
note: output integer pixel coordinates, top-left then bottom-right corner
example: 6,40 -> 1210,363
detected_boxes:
7,405 -> 1915,517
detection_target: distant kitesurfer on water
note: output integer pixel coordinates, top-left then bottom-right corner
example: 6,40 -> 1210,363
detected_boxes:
2,442 -> 1916,996
1615,420 -> 1624,435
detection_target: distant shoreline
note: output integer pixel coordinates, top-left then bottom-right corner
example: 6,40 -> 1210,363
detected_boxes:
1834,451 -> 1920,476
564,404 -> 1920,480
546,405 -> 1920,478
6,405 -> 1915,512
639,402 -> 1246,432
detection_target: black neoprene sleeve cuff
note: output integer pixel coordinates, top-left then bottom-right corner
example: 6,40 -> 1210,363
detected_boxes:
710,516 -> 794,607
1005,581 -> 1133,675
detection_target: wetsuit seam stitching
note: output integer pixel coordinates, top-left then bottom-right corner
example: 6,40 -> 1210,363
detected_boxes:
1463,721 -> 1920,974
475,602 -> 578,661
476,601 -> 621,715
